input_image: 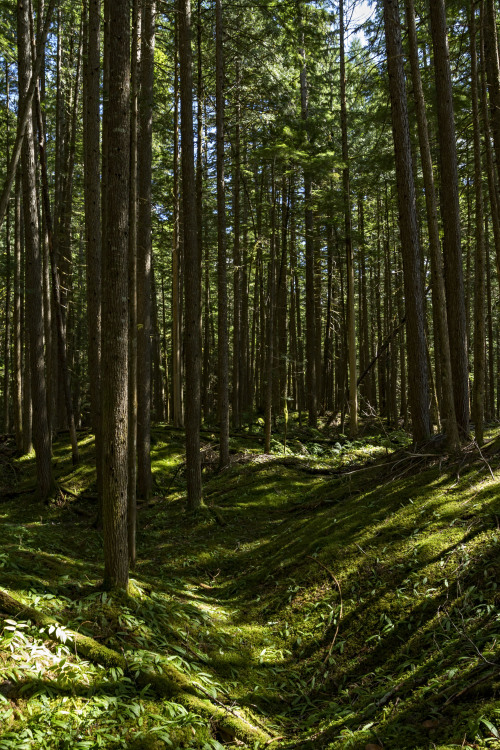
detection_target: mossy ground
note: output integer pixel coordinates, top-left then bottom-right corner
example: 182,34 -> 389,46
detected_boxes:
0,421 -> 499,749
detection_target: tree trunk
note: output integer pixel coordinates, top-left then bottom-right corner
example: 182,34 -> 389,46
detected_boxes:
405,0 -> 459,448
34,53 -> 80,467
179,0 -> 202,508
479,0 -> 500,285
18,0 -> 52,498
299,18 -> 317,428
172,19 -> 183,429
13,171 -> 23,449
484,0 -> 500,187
83,0 -> 103,510
127,0 -> 141,568
3,64 -> 11,433
429,0 -> 470,436
264,169 -> 276,454
340,0 -> 357,436
101,0 -> 130,590
216,0 -> 229,467
136,0 -> 155,501
232,62 -> 241,429
470,2 -> 486,445
383,0 -> 431,442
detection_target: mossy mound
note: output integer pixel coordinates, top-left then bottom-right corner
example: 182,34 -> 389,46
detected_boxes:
0,425 -> 499,748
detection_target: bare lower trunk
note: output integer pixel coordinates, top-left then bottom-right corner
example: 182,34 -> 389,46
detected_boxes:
470,3 -> 486,445
101,0 -> 130,591
18,0 -> 52,498
179,0 -> 202,508
405,0 -> 459,448
13,172 -> 23,449
216,0 -> 229,467
136,0 -> 155,501
128,0 -> 141,567
383,0 -> 431,442
429,0 -> 470,436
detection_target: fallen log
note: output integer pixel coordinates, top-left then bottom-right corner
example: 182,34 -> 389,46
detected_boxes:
0,587 -> 271,746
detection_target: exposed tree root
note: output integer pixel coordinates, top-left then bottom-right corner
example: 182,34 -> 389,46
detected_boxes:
0,587 -> 272,746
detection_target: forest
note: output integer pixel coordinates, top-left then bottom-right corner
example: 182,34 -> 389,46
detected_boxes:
0,0 -> 500,747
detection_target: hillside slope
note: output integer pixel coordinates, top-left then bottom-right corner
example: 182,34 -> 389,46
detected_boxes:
0,429 -> 499,749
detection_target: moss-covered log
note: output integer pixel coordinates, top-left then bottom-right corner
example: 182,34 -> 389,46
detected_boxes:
0,587 -> 271,745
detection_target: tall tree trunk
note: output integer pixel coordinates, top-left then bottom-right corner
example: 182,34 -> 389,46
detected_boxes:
128,0 -> 141,568
101,0 -> 130,590
34,54 -> 80,466
340,0 -> 357,436
232,62 -> 241,429
179,0 -> 202,508
429,0 -> 470,436
13,171 -> 23,449
470,2 -> 486,445
299,17 -> 317,428
172,19 -> 183,428
18,0 -> 52,498
383,0 -> 431,442
405,0 -> 459,448
480,0 -> 500,285
278,174 -> 288,416
137,0 -> 155,501
216,0 -> 229,467
484,0 -> 500,187
3,64 -> 11,433
83,0 -> 103,509
264,168 -> 276,454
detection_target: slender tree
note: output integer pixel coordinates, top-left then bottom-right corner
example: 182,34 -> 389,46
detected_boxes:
18,0 -> 53,499
216,0 -> 229,467
429,0 -> 470,436
299,9 -> 317,428
128,0 -> 141,567
179,0 -> 202,508
404,0 -> 459,449
137,0 -> 155,501
101,0 -> 130,590
383,0 -> 431,442
470,1 -> 486,445
340,0 -> 357,436
83,0 -> 103,504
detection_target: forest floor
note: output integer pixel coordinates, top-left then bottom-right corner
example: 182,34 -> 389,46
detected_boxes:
0,420 -> 499,750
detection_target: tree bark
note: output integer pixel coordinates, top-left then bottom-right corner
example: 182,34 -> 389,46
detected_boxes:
404,0 -> 459,448
13,171 -> 23,449
83,0 -> 103,510
299,13 -> 317,428
340,0 -> 357,437
3,64 -> 11,433
232,62 -> 241,430
470,1 -> 486,445
18,0 -> 53,499
172,18 -> 183,429
429,0 -> 470,436
101,0 -> 130,590
34,51 -> 80,466
136,0 -> 155,502
179,0 -> 202,508
128,0 -> 141,568
383,0 -> 431,442
484,0 -> 500,187
216,0 -> 229,467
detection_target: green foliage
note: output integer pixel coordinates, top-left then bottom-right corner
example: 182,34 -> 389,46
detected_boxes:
1,428 -> 499,748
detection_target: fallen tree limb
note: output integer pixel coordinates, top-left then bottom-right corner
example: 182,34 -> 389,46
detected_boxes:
0,588 -> 271,745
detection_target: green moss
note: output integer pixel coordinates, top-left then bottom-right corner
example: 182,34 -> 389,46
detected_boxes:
2,427 -> 500,749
